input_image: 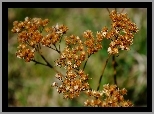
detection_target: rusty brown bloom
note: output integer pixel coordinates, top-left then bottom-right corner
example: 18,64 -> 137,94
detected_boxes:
101,10 -> 139,55
84,84 -> 133,107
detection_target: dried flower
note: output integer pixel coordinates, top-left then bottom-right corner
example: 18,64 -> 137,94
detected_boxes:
11,9 -> 138,107
11,17 -> 68,62
102,10 -> 139,55
84,84 -> 133,107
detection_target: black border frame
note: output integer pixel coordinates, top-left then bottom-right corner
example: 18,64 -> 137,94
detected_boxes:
3,2 -> 152,112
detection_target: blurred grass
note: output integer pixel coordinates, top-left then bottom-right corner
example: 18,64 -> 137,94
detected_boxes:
8,8 -> 147,107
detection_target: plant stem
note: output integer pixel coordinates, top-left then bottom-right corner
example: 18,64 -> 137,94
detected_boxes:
53,44 -> 60,53
83,55 -> 91,70
106,8 -> 110,14
32,59 -> 50,67
59,35 -> 63,52
112,55 -> 118,86
97,54 -> 111,91
35,42 -> 62,74
47,46 -> 60,53
40,54 -> 53,68
36,48 -> 64,76
32,56 -> 64,77
39,54 -> 63,75
121,8 -> 125,13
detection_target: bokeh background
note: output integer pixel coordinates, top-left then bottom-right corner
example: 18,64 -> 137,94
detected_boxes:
8,8 -> 147,107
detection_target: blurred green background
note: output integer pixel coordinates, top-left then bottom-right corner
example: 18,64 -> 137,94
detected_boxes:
8,8 -> 147,107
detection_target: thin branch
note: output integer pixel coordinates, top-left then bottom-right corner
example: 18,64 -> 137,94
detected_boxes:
40,54 -> 53,68
53,44 -> 60,53
31,59 -> 51,68
38,43 -> 41,50
45,45 -> 60,54
32,58 -> 65,78
121,8 -> 125,13
97,54 -> 111,91
106,8 -> 110,14
48,46 -> 59,52
35,45 -> 64,76
40,54 -> 65,76
35,43 -> 53,69
112,55 -> 118,86
83,55 -> 91,70
83,60 -> 88,71
32,54 -> 65,77
59,35 -> 63,52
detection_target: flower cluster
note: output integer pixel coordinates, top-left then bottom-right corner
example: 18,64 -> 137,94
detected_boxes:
84,84 -> 133,107
53,35 -> 89,99
11,9 -> 139,107
52,28 -> 105,99
102,10 -> 139,55
11,17 -> 49,34
16,44 -> 35,62
83,30 -> 103,55
11,17 -> 68,62
42,24 -> 68,46
56,35 -> 86,69
51,69 -> 90,99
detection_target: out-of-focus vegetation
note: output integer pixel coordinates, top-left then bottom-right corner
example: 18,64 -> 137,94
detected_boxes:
8,8 -> 147,107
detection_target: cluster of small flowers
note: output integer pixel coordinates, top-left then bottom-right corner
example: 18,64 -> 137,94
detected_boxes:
16,44 -> 35,62
101,10 -> 139,55
56,34 -> 90,69
53,35 -> 91,99
84,84 -> 133,107
52,28 -> 105,99
83,30 -> 103,55
11,17 -> 68,62
51,69 -> 90,99
42,23 -> 68,46
11,9 -> 138,106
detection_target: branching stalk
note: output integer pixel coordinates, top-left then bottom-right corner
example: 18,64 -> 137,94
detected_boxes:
48,46 -> 60,53
106,8 -> 110,14
112,55 -> 118,86
97,54 -> 111,91
35,47 -> 64,76
121,8 -> 125,13
40,54 -> 53,68
83,55 -> 91,70
32,59 -> 50,67
59,35 -> 63,52
53,44 -> 60,53
32,56 -> 64,77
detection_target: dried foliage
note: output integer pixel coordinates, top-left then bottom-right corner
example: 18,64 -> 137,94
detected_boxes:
11,9 -> 139,107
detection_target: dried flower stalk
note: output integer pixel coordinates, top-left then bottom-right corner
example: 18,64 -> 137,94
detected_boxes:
11,9 -> 139,107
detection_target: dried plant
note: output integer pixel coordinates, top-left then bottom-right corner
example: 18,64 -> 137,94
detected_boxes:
11,8 -> 139,107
